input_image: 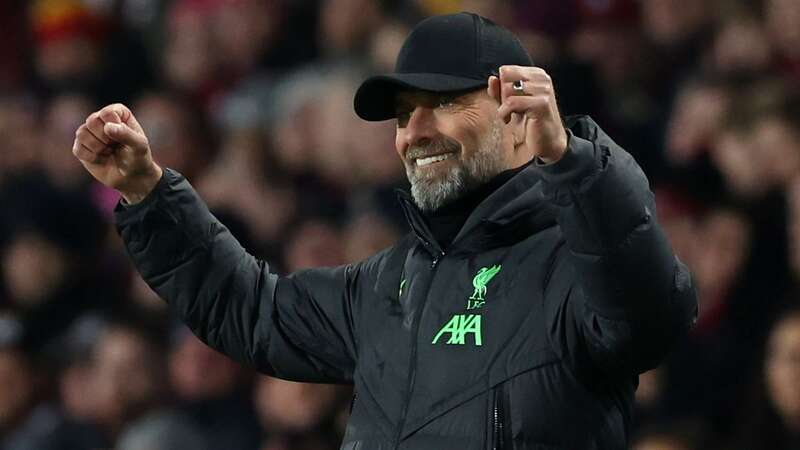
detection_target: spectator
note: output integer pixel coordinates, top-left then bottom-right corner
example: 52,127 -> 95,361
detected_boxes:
0,342 -> 46,450
0,97 -> 41,183
39,93 -> 94,191
197,128 -> 297,248
661,207 -> 755,436
169,328 -> 261,450
88,321 -> 168,440
284,220 -> 345,272
319,0 -> 383,57
116,410 -> 207,450
765,0 -> 800,81
29,0 -> 108,94
633,421 -> 710,450
735,307 -> 800,449
0,317 -> 105,450
254,376 -> 345,450
132,92 -> 212,181
343,212 -> 401,263
707,8 -> 772,77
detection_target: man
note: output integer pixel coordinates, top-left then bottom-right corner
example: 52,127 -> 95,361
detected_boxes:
72,12 -> 697,450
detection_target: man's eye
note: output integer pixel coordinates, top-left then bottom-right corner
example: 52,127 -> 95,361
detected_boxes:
437,95 -> 457,108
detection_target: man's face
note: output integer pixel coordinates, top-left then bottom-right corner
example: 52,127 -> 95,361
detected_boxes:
394,89 -> 509,212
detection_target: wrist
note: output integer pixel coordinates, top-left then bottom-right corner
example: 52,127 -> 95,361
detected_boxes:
120,165 -> 163,205
538,133 -> 569,165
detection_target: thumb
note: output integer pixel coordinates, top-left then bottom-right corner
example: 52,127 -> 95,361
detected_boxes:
104,121 -> 146,149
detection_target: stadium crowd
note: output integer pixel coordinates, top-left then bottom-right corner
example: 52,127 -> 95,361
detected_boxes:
0,0 -> 799,449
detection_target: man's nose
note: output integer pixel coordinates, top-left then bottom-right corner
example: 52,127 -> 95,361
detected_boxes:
404,106 -> 437,148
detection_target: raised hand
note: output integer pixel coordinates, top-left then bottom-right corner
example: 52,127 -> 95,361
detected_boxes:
72,103 -> 162,204
487,65 -> 568,164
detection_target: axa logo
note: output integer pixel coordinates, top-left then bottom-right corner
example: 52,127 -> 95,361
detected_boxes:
431,314 -> 482,346
431,264 -> 501,346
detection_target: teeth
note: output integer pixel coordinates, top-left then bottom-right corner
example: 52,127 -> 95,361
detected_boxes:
416,153 -> 451,167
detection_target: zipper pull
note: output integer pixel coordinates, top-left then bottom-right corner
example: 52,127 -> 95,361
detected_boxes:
430,251 -> 445,268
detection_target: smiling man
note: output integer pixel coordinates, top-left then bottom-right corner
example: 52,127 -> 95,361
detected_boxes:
73,12 -> 697,450
393,89 -> 508,212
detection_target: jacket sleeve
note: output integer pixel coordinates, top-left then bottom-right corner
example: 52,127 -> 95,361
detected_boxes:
114,168 -> 361,383
540,117 -> 698,376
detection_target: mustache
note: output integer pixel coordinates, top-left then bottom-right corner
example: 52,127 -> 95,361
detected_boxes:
406,138 -> 460,161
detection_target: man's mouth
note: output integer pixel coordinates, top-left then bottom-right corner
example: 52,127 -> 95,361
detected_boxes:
414,151 -> 456,167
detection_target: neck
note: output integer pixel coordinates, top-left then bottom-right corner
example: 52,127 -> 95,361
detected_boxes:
423,160 -> 532,248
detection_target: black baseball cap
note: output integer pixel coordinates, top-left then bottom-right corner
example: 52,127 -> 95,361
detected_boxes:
354,12 -> 533,122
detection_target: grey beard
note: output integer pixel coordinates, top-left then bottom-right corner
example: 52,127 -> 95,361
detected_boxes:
407,120 -> 505,212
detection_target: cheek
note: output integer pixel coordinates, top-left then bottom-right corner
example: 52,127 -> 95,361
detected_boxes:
443,111 -> 496,155
448,128 -> 483,160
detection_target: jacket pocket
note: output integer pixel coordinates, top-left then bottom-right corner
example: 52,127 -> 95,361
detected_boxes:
488,382 -> 512,450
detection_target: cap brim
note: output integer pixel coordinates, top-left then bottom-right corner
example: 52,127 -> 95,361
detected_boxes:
354,73 -> 487,121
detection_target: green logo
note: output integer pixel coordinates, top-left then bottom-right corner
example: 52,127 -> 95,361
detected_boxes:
399,279 -> 406,298
467,265 -> 501,309
432,314 -> 482,346
470,265 -> 501,300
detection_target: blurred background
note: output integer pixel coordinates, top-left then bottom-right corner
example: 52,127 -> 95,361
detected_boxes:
0,0 -> 799,449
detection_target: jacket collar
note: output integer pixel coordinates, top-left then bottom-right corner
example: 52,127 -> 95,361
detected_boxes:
397,163 -> 558,256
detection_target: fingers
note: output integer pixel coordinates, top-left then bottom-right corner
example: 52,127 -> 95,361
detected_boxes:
102,103 -> 146,134
98,103 -> 147,148
497,81 -> 552,124
72,126 -> 109,164
487,75 -> 502,104
498,65 -> 549,83
79,104 -> 129,155
501,79 -> 552,98
84,113 -> 114,154
101,103 -> 132,124
98,108 -> 122,127
75,123 -> 108,154
497,95 -> 551,124
79,107 -> 125,158
72,144 -> 108,164
494,65 -> 557,123
72,103 -> 149,166
495,65 -> 567,160
104,121 -> 148,149
94,103 -> 146,149
489,66 -> 550,102
498,66 -> 552,101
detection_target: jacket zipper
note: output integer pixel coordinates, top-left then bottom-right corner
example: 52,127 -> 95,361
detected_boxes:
492,384 -> 506,450
349,391 -> 357,414
430,250 -> 444,268
393,248 -> 445,450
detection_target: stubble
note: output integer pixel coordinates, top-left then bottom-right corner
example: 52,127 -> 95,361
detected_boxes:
406,119 -> 505,212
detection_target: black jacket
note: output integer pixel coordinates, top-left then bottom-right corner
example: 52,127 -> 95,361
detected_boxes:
115,116 -> 697,450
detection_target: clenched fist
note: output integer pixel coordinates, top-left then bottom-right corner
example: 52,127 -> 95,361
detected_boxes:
73,103 -> 162,204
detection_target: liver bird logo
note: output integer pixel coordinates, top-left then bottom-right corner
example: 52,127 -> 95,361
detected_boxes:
469,265 -> 502,301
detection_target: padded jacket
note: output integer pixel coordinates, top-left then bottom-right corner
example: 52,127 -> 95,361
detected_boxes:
115,116 -> 697,450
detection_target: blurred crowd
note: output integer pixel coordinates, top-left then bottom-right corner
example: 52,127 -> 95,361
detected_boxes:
1,0 -> 799,449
